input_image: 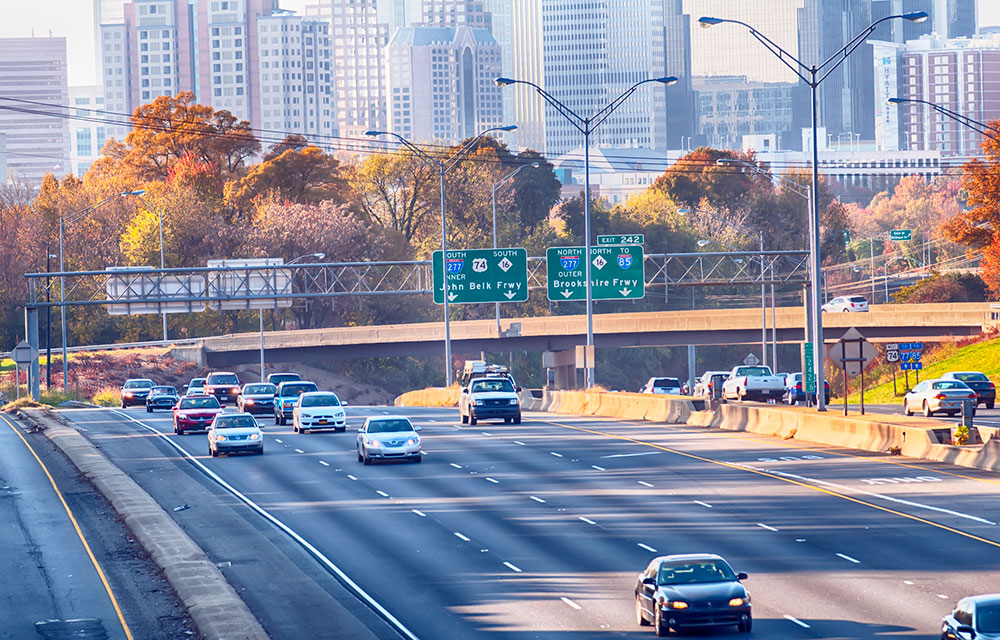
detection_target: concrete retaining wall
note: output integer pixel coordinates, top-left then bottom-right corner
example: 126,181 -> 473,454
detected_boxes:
395,387 -> 460,407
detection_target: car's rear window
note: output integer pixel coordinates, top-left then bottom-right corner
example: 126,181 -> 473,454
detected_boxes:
953,373 -> 989,382
207,373 -> 239,385
244,384 -> 276,394
279,383 -> 318,397
269,374 -> 301,385
653,378 -> 680,387
933,381 -> 969,390
736,367 -> 772,377
301,394 -> 340,407
189,378 -> 205,386
180,397 -> 220,409
849,296 -> 867,303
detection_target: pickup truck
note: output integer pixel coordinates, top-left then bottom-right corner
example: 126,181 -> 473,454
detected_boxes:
721,365 -> 786,402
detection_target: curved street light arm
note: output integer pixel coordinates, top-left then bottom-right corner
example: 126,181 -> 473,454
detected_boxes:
442,125 -> 516,173
590,78 -> 677,130
720,159 -> 811,201
496,78 -> 586,133
700,17 -> 811,83
817,13 -> 927,84
378,131 -> 438,170
893,97 -> 1000,142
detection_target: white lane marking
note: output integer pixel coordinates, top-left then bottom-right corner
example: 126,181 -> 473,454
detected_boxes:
503,562 -> 522,573
757,523 -> 779,532
550,452 -> 564,458
319,461 -> 329,466
591,465 -> 606,471
376,490 -> 389,498
903,580 -> 914,585
110,410 -> 420,640
454,532 -> 471,542
412,509 -> 426,517
450,463 -> 463,469
481,432 -> 492,436
693,500 -> 713,508
486,477 -> 499,484
836,553 -> 860,564
938,594 -> 950,599
561,597 -> 582,610
637,481 -> 654,488
784,615 -> 810,628
274,438 -> 283,443
578,517 -> 597,525
601,451 -> 661,459
347,474 -> 358,481
513,441 -> 526,446
755,466 -> 997,525
637,543 -> 657,553
530,496 -> 546,503
295,448 -> 304,454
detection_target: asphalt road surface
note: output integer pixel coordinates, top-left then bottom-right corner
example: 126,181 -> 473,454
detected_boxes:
57,405 -> 1000,640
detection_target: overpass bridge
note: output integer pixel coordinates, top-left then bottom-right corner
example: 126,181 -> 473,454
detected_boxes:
172,303 -> 992,377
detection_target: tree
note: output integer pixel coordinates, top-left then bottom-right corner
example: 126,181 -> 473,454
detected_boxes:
652,148 -> 770,211
894,272 -> 989,303
508,150 -> 562,231
351,150 -> 436,243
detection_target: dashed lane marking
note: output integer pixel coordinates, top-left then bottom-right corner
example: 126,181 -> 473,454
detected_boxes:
836,553 -> 860,564
694,501 -> 713,508
784,615 -> 810,628
637,543 -> 657,553
454,532 -> 470,542
503,562 -> 522,573
578,517 -> 597,525
757,523 -> 779,532
561,597 -> 582,610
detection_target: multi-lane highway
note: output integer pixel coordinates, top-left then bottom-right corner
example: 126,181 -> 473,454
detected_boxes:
58,405 -> 1000,639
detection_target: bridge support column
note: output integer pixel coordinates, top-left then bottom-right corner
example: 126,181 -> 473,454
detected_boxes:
542,350 -> 576,390
25,306 -> 40,400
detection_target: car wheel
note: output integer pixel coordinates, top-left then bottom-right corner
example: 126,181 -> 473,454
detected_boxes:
513,414 -> 521,424
903,400 -> 912,417
654,606 -> 670,637
121,402 -> 127,409
173,423 -> 179,435
301,427 -> 309,434
210,446 -> 218,458
738,389 -> 746,403
256,447 -> 264,455
738,615 -> 752,633
635,595 -> 650,627
412,454 -> 422,463
362,449 -> 372,465
292,421 -> 299,433
460,411 -> 468,424
469,415 -> 477,425
146,406 -> 152,413
923,401 -> 933,417
988,401 -> 995,410
357,446 -> 364,463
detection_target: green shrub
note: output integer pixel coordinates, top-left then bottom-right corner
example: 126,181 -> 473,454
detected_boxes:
1,398 -> 45,412
39,390 -> 75,406
92,387 -> 122,407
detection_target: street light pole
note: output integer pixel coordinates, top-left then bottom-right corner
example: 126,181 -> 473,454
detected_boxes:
491,161 -> 539,337
496,75 -> 677,388
45,251 -> 55,390
275,252 -> 326,379
367,126 -> 517,387
700,10 -> 928,411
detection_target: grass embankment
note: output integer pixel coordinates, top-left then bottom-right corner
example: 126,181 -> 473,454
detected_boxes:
850,336 -> 1000,405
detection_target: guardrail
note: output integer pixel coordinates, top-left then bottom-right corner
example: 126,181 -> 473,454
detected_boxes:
1,338 -> 200,361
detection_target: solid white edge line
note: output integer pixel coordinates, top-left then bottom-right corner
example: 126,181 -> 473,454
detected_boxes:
454,532 -> 470,542
836,553 -> 860,564
503,562 -> 522,573
757,523 -> 779,532
110,410 -> 421,640
693,500 -> 713,508
637,543 -> 657,553
412,509 -> 426,517
530,496 -> 546,503
318,461 -> 329,466
578,517 -> 596,525
560,597 -> 582,610
784,615 -> 810,628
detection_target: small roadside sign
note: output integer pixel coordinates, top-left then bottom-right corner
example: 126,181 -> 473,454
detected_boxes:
889,229 -> 912,242
597,234 -> 644,246
827,328 -> 878,415
11,340 -> 38,366
804,342 -> 815,393
743,353 -> 760,366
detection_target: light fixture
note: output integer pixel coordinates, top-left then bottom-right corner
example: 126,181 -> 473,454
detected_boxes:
902,11 -> 929,23
698,16 -> 724,28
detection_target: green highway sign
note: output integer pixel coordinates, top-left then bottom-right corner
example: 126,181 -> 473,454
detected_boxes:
804,342 -> 816,393
432,248 -> 528,304
597,234 -> 644,246
889,229 -> 912,242
546,245 -> 645,301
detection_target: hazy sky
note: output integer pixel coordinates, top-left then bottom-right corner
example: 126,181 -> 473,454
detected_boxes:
1,0 -> 998,88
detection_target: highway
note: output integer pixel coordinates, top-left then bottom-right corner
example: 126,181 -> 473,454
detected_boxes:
58,405 -> 1000,639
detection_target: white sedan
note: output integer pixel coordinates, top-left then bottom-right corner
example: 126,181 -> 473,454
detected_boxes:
821,296 -> 869,312
903,379 -> 977,417
292,391 -> 347,433
357,416 -> 422,464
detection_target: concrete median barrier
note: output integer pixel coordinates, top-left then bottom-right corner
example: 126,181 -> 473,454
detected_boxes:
394,387 -> 460,407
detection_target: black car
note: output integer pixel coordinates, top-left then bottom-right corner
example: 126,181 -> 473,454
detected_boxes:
635,553 -> 751,636
238,383 -> 277,415
942,593 -> 1000,640
204,371 -> 241,405
942,372 -> 996,409
121,378 -> 155,408
145,385 -> 179,412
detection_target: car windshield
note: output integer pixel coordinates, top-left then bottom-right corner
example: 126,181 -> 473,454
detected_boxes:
367,419 -> 413,433
933,381 -> 969,390
653,378 -> 680,387
978,604 -> 1000,632
736,367 -> 772,377
207,373 -> 239,385
471,379 -> 515,393
244,384 -> 276,395
657,560 -> 737,585
280,383 -> 318,397
179,397 -> 220,409
954,373 -> 989,382
151,386 -> 177,395
124,380 -> 153,389
301,394 -> 340,407
214,415 -> 257,429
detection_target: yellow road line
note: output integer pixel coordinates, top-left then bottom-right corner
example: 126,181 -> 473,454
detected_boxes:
540,416 -> 1000,550
0,413 -> 135,640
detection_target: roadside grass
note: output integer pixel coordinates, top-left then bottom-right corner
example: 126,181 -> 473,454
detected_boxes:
849,336 -> 1000,405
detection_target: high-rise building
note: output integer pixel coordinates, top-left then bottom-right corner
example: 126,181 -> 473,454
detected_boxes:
0,38 -> 71,186
256,9 -> 333,139
68,86 -> 108,176
385,26 -> 503,142
422,0 -> 491,28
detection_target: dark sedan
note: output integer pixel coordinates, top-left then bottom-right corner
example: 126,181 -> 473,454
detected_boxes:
942,593 -> 1000,640
942,371 -> 996,409
145,385 -> 179,412
120,378 -> 155,408
635,553 -> 751,636
237,383 -> 277,415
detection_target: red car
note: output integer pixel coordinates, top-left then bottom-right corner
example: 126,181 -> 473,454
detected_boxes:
172,395 -> 223,435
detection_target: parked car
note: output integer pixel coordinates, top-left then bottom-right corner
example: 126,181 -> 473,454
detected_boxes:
640,377 -> 683,395
903,379 -> 977,417
237,383 -> 277,415
941,371 -> 996,409
172,395 -> 224,435
721,365 -> 785,402
208,413 -> 263,457
185,377 -> 207,395
273,380 -> 319,425
693,371 -> 729,400
783,373 -> 831,405
356,416 -> 421,464
822,295 -> 869,312
459,375 -> 521,425
204,371 -> 241,405
293,391 -> 347,433
120,378 -> 155,408
266,372 -> 301,387
145,385 -> 179,412
634,553 -> 751,635
941,594 -> 1000,640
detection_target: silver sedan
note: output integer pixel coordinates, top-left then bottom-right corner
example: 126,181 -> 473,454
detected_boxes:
357,416 -> 421,464
903,379 -> 977,417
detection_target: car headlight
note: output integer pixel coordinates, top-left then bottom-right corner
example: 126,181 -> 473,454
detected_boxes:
366,439 -> 382,447
124,392 -> 133,397
474,399 -> 484,406
406,438 -> 418,446
335,410 -> 345,417
230,387 -> 239,393
508,399 -> 519,405
245,398 -> 254,405
249,433 -> 260,440
667,601 -> 689,610
728,597 -> 746,607
215,433 -> 227,441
